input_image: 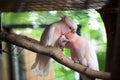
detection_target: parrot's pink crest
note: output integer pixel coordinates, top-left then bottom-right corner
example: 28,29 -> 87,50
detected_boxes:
61,14 -> 78,33
32,14 -> 78,76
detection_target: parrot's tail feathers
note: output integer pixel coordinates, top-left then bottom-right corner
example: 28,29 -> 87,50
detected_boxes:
32,54 -> 51,76
34,62 -> 50,76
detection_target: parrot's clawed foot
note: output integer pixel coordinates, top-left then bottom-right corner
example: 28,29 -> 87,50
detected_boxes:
74,60 -> 80,64
83,66 -> 89,72
60,47 -> 64,51
47,45 -> 53,47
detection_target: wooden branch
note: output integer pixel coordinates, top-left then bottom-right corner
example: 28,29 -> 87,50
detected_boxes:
0,32 -> 110,80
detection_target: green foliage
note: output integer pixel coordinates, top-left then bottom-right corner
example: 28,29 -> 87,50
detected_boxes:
97,51 -> 106,71
54,61 -> 74,80
30,28 -> 45,37
2,11 -> 60,25
2,10 -> 107,79
13,28 -> 44,38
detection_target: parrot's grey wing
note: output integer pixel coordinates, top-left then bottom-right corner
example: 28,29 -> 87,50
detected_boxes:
40,24 -> 55,46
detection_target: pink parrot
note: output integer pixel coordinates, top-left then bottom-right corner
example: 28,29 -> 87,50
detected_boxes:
31,15 -> 78,76
59,32 -> 99,80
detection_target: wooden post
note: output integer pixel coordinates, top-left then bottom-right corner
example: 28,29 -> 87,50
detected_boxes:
98,0 -> 118,73
111,0 -> 120,79
98,0 -> 120,80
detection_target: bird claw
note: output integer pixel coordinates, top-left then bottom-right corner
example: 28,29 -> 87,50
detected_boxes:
83,66 -> 89,72
74,60 -> 80,64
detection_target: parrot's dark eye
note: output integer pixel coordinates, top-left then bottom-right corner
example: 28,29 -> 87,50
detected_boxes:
69,27 -> 71,29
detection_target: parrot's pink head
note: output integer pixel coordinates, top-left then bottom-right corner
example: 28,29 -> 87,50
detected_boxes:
65,32 -> 73,39
61,14 -> 78,33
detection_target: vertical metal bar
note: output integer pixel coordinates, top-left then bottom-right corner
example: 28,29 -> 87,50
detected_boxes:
7,44 -> 20,80
11,45 -> 20,80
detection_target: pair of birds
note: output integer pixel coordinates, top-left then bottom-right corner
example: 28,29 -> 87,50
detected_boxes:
32,15 -> 99,80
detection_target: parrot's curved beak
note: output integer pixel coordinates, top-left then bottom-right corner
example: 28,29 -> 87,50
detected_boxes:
71,29 -> 76,33
65,40 -> 70,46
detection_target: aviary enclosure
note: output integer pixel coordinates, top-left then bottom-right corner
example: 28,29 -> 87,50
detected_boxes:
0,0 -> 120,80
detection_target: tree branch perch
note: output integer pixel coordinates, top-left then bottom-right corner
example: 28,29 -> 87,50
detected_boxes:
0,32 -> 110,79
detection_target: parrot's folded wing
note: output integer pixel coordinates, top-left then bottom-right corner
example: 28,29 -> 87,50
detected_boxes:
31,25 -> 55,76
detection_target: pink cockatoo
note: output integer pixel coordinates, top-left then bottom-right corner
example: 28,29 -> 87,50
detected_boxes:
32,15 -> 78,76
59,32 -> 99,80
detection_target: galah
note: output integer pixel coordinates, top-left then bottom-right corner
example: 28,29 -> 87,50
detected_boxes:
32,15 -> 78,76
59,32 -> 99,80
